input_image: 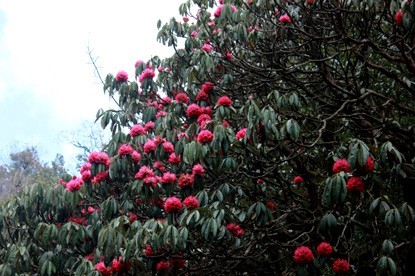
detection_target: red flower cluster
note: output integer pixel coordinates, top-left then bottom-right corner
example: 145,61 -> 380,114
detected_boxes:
192,164 -> 205,176
115,70 -> 128,82
95,261 -> 111,276
135,166 -> 154,180
197,130 -> 214,144
163,142 -> 175,153
395,9 -> 403,26
346,176 -> 364,192
333,158 -> 351,173
183,195 -> 199,209
130,124 -> 146,137
217,96 -> 232,107
294,245 -> 314,264
178,173 -> 194,188
279,14 -> 291,23
164,196 -> 182,213
235,128 -> 247,139
132,151 -> 141,162
118,144 -> 134,156
186,103 -> 201,118
175,93 -> 189,104
293,176 -> 304,184
88,152 -> 110,168
66,177 -> 84,192
317,242 -> 333,257
129,213 -> 138,224
138,68 -> 155,82
332,258 -> 350,273
365,156 -> 375,173
162,172 -> 177,184
168,153 -> 181,165
226,222 -> 245,237
156,260 -> 170,272
144,139 -> 157,153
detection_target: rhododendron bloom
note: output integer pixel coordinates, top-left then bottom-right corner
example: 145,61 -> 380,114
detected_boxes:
177,132 -> 188,139
279,14 -> 291,23
307,0 -> 314,4
66,177 -> 84,192
135,60 -> 144,67
92,171 -> 109,184
178,173 -> 194,188
183,196 -> 199,209
144,176 -> 157,187
68,216 -> 86,225
156,260 -> 170,272
186,103 -> 202,118
129,213 -> 138,224
266,201 -> 276,212
138,68 -> 155,82
118,144 -> 134,156
81,170 -> 92,182
395,9 -> 403,26
235,128 -> 247,139
88,152 -> 110,168
197,130 -> 214,144
87,206 -> 97,213
164,196 -> 183,213
135,165 -> 154,179
347,176 -> 364,192
317,242 -> 333,256
183,16 -> 189,22
144,244 -> 154,256
191,30 -> 198,37
202,82 -> 214,93
197,114 -> 211,127
162,172 -> 177,184
163,142 -> 175,153
144,121 -> 155,132
192,164 -> 205,176
333,158 -> 351,173
332,258 -> 350,273
95,262 -> 111,276
196,90 -> 209,102
84,253 -> 94,262
200,106 -> 213,116
144,140 -> 157,153
156,110 -> 167,118
132,151 -> 141,163
293,176 -> 304,184
226,50 -> 233,61
175,93 -> 189,104
153,161 -> 165,172
130,124 -> 146,137
217,96 -> 232,107
168,153 -> 181,165
293,246 -> 314,263
111,257 -> 130,273
365,156 -> 375,173
201,43 -> 213,53
226,222 -> 245,237
162,96 -> 172,105
115,70 -> 128,82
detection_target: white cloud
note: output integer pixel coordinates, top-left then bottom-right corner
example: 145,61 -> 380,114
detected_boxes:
0,0 -> 185,170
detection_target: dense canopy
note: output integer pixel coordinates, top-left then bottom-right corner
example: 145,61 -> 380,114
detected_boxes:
1,0 -> 415,275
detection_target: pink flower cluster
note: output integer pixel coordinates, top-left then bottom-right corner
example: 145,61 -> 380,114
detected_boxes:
115,70 -> 128,82
118,144 -> 134,156
293,245 -> 314,263
164,196 -> 182,213
197,130 -> 214,144
88,152 -> 110,168
217,96 -> 232,107
332,158 -> 351,173
66,177 -> 84,192
226,222 -> 245,237
138,68 -> 155,82
183,195 -> 199,208
346,176 -> 364,192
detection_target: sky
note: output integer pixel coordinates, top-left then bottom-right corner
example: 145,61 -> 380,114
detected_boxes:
0,0 -> 184,173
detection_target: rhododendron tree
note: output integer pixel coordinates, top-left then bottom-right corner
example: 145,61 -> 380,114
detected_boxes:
1,0 -> 415,275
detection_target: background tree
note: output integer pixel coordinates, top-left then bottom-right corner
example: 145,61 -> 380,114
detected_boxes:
0,147 -> 68,202
1,0 -> 415,275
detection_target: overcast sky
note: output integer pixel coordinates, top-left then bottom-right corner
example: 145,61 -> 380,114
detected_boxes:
0,0 -> 184,173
